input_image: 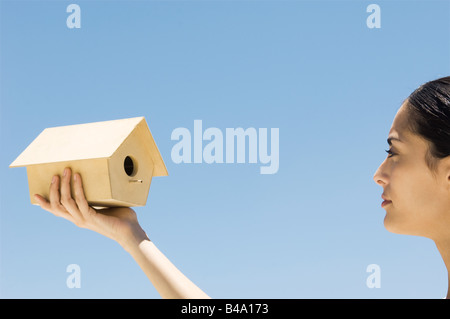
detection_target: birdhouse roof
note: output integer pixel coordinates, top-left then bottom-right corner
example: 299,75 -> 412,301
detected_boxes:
10,117 -> 168,176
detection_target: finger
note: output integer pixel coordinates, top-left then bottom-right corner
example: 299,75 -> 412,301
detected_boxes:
73,173 -> 90,213
47,175 -> 75,221
48,175 -> 67,213
35,193 -> 75,222
34,194 -> 51,211
59,168 -> 80,215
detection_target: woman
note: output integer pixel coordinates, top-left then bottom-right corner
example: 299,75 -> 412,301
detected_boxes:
373,76 -> 450,298
35,76 -> 450,298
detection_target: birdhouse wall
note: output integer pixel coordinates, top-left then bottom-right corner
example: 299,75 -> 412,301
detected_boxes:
108,122 -> 154,206
27,158 -> 111,206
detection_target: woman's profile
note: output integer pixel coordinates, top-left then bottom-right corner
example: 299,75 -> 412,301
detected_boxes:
34,76 -> 450,299
373,76 -> 450,298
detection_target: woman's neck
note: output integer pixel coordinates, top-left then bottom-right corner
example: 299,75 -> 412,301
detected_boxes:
434,239 -> 450,299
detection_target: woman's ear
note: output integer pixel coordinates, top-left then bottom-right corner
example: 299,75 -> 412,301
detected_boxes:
444,157 -> 450,189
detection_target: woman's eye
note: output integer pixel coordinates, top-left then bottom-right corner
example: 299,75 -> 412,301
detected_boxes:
385,149 -> 396,158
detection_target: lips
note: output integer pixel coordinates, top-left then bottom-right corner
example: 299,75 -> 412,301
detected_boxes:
381,194 -> 392,208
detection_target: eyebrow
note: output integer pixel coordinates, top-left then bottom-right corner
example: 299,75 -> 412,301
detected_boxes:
387,137 -> 402,146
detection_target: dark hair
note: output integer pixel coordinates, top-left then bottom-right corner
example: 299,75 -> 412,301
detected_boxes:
406,76 -> 450,169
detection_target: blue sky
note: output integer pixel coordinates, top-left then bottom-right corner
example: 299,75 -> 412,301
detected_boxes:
1,0 -> 449,298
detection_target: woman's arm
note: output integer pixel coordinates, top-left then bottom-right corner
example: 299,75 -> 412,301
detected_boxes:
124,237 -> 210,299
34,167 -> 209,299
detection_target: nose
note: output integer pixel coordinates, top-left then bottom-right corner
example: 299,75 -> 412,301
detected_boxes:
373,159 -> 389,186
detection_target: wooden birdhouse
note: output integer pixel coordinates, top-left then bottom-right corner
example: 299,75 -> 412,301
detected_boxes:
10,117 -> 168,207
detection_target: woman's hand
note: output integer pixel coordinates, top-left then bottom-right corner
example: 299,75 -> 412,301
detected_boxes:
34,167 -> 148,250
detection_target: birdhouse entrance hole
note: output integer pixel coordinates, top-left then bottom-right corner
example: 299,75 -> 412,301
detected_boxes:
124,156 -> 135,176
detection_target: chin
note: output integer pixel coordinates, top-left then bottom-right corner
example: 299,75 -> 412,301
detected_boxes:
383,213 -> 427,237
383,210 -> 410,235
383,215 -> 403,234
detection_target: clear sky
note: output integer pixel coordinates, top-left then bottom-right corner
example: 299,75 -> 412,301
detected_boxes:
1,0 -> 449,299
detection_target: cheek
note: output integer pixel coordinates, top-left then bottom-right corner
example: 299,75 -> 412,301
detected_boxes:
387,162 -> 443,235
390,160 -> 436,207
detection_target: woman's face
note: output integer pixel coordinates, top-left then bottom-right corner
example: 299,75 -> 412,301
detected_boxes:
373,103 -> 450,239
